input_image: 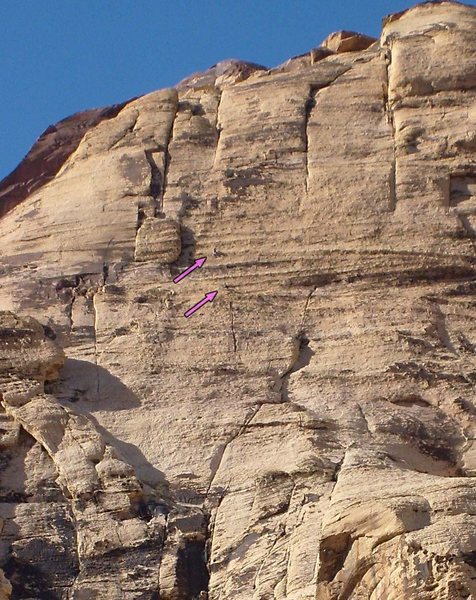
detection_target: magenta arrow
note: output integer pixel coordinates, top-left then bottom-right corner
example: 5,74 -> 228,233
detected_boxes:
184,291 -> 218,318
173,257 -> 207,284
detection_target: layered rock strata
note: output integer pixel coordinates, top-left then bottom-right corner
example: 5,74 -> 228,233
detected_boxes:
0,2 -> 476,598
0,103 -> 130,219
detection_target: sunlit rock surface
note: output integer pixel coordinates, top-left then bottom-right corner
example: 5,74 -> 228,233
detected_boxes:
1,2 -> 476,598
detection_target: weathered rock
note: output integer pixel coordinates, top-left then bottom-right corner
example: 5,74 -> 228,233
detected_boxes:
0,2 -> 476,598
0,572 -> 10,600
0,313 -> 170,598
321,30 -> 377,52
177,59 -> 267,90
275,46 -> 336,73
0,311 -> 64,383
0,103 -> 130,219
134,217 -> 181,263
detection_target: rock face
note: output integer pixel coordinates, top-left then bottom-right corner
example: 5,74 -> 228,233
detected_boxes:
320,30 -> 377,53
0,2 -> 476,598
0,102 -> 131,219
135,218 -> 182,263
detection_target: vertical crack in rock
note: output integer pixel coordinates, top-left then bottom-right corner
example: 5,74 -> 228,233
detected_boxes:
229,301 -> 237,353
107,111 -> 139,151
303,69 -> 351,198
134,98 -> 181,265
159,507 -> 210,599
330,454 -> 344,485
300,285 -> 317,331
203,512 -> 212,598
176,226 -> 196,267
67,287 -> 77,332
253,525 -> 287,592
157,511 -> 170,599
162,102 -> 179,219
204,494 -> 225,593
212,90 -> 224,169
304,87 -> 317,196
92,292 -> 100,401
206,405 -> 263,498
167,103 -> 203,266
102,261 -> 109,286
61,276 -> 101,400
176,536 -> 210,599
144,148 -> 166,218
382,46 -> 397,210
280,334 -> 314,403
356,403 -> 371,434
316,454 -> 348,588
136,97 -> 178,238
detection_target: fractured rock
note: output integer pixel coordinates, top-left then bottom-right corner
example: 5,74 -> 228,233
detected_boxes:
0,2 -> 475,599
320,30 -> 377,52
0,102 -> 130,219
134,217 -> 181,263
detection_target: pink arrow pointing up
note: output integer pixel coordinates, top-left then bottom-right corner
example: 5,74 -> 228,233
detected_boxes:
184,291 -> 218,318
173,257 -> 207,284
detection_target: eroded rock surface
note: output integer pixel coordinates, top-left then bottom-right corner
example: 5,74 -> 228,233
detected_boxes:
0,103 -> 131,219
0,2 -> 476,598
320,30 -> 377,53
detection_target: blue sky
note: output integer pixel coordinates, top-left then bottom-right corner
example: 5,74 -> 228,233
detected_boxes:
2,0 -> 476,179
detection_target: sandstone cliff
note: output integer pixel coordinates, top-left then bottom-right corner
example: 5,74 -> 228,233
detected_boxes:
0,2 -> 476,599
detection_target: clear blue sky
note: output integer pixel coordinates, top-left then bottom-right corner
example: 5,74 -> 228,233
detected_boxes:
2,0 -> 475,180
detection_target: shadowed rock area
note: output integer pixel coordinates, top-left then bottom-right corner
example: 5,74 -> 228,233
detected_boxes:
1,2 -> 476,598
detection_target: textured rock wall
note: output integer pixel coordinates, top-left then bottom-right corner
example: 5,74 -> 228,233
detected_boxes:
0,2 -> 476,599
0,103 -> 130,220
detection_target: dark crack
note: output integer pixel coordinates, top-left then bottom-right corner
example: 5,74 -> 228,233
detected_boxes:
280,334 -> 315,402
382,46 -> 397,211
229,301 -> 237,353
213,91 -> 224,170
303,68 -> 351,197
